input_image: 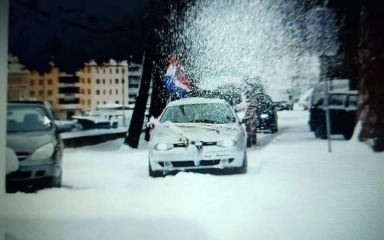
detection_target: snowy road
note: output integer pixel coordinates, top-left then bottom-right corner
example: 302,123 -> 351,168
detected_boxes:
4,111 -> 384,240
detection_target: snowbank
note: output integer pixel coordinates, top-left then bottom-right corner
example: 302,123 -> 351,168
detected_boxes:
4,111 -> 384,240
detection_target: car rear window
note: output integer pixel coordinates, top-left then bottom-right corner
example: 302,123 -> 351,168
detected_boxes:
160,103 -> 236,124
7,106 -> 52,132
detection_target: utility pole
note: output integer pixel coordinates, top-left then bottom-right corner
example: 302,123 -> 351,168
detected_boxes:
122,63 -> 126,127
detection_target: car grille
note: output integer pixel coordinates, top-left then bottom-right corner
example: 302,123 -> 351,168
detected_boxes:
16,152 -> 29,161
6,171 -> 32,179
158,158 -> 234,168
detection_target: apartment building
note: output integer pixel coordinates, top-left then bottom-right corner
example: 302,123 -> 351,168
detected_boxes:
8,57 -> 145,120
7,55 -> 29,100
76,60 -> 129,111
7,56 -> 82,119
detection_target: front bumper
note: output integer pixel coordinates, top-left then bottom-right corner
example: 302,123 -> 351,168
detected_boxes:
149,145 -> 245,171
6,162 -> 61,183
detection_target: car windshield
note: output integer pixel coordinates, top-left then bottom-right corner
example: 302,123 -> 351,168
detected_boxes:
7,106 -> 52,132
160,103 -> 236,124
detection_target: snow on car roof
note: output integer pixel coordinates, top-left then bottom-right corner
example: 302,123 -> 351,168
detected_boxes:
166,97 -> 227,107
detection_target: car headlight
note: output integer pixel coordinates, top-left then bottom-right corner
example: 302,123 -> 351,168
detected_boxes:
154,143 -> 174,151
260,113 -> 269,119
31,143 -> 54,160
218,139 -> 237,148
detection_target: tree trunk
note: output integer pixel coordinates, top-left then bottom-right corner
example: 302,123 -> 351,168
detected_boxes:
124,0 -> 159,148
358,3 -> 384,152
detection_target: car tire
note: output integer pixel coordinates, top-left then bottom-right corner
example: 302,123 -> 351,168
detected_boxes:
48,172 -> 62,188
149,161 -> 163,178
271,124 -> 278,133
343,131 -> 353,140
246,137 -> 252,148
251,129 -> 257,145
236,152 -> 248,174
315,124 -> 327,139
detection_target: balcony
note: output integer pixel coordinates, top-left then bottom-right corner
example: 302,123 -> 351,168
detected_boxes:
59,76 -> 79,84
59,87 -> 79,94
58,104 -> 80,110
59,98 -> 79,105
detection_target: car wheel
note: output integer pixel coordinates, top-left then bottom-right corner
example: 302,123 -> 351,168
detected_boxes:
149,160 -> 163,178
251,129 -> 257,145
236,152 -> 248,174
315,124 -> 327,139
48,172 -> 62,188
270,124 -> 278,133
343,131 -> 353,140
246,137 -> 252,148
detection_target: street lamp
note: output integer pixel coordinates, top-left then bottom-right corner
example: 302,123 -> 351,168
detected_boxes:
306,5 -> 338,153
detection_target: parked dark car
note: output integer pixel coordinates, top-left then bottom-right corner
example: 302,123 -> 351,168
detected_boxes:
308,90 -> 358,140
273,101 -> 292,111
6,101 -> 64,192
256,107 -> 278,133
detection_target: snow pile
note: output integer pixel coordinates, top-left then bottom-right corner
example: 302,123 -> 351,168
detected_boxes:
3,111 -> 384,240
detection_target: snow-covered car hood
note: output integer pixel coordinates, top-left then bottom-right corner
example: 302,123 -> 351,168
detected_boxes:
151,122 -> 243,143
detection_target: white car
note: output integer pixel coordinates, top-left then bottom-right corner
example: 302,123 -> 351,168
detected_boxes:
148,97 -> 247,177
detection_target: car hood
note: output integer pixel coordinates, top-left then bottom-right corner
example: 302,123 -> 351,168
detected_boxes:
152,122 -> 242,143
7,131 -> 56,153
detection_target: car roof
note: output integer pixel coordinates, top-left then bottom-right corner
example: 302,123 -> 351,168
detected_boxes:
166,97 -> 228,108
7,101 -> 54,118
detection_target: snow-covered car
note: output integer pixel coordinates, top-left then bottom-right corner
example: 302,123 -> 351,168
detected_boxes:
148,98 -> 247,177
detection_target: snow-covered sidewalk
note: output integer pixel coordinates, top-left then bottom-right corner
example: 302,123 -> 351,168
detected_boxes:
4,111 -> 384,240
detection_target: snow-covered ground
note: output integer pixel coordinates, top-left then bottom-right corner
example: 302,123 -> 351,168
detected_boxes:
4,111 -> 384,240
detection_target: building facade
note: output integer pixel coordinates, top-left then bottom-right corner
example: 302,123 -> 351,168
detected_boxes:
76,60 -> 129,111
8,57 -> 144,120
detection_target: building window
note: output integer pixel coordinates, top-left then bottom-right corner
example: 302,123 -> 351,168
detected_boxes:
96,79 -> 100,84
110,69 -> 112,74
122,69 -> 125,74
116,89 -> 118,95
110,79 -> 112,84
122,79 -> 125,84
109,89 -> 112,95
30,91 -> 35,96
102,79 -> 105,84
30,80 -> 34,86
39,90 -> 43,96
87,66 -> 91,73
88,78 -> 91,84
103,69 -> 105,74
115,100 -> 119,104
97,101 -> 99,105
88,99 -> 91,106
116,68 -> 119,74
115,79 -> 119,84
96,68 -> 99,74
103,101 -> 106,104
81,78 -> 84,84
96,90 -> 100,95
39,79 -> 43,86
81,99 -> 85,105
48,79 -> 53,85
81,89 -> 85,94
103,89 -> 106,95
47,90 -> 53,96
87,89 -> 91,94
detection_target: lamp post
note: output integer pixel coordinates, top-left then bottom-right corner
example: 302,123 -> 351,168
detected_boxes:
306,5 -> 338,153
122,63 -> 126,127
